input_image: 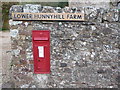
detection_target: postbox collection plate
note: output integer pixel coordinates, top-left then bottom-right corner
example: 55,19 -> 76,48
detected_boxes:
32,30 -> 50,74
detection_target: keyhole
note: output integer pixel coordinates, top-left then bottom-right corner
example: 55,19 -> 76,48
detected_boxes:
38,60 -> 40,62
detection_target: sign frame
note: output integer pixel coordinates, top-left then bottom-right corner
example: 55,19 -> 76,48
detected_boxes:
12,13 -> 84,21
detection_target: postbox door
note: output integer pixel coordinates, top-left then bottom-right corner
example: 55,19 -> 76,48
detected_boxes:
32,30 -> 50,74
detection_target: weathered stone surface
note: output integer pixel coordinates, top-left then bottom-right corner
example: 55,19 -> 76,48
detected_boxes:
69,0 -> 111,8
116,75 -> 120,83
23,4 -> 41,13
97,69 -> 106,74
55,7 -> 62,13
2,81 -> 15,88
60,63 -> 67,67
103,9 -> 119,22
10,5 -> 23,13
10,29 -> 19,38
9,20 -> 22,26
11,49 -> 20,57
20,84 -> 29,88
34,75 -> 48,88
9,5 -> 23,18
42,6 -> 55,13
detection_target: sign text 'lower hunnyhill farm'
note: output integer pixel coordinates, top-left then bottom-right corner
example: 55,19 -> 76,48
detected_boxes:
12,13 -> 84,21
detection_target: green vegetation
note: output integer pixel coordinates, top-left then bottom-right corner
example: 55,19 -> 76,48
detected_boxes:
1,2 -> 19,31
1,1 -> 68,31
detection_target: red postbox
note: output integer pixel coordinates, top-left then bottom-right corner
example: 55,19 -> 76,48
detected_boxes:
32,30 -> 50,74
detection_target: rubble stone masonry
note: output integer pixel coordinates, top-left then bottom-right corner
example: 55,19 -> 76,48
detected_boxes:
9,4 -> 120,88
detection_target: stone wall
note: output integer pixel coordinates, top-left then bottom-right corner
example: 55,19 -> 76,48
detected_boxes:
9,4 -> 120,88
69,0 -> 110,8
68,0 -> 120,8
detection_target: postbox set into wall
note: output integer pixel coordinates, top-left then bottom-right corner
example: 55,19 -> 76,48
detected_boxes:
32,30 -> 50,74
